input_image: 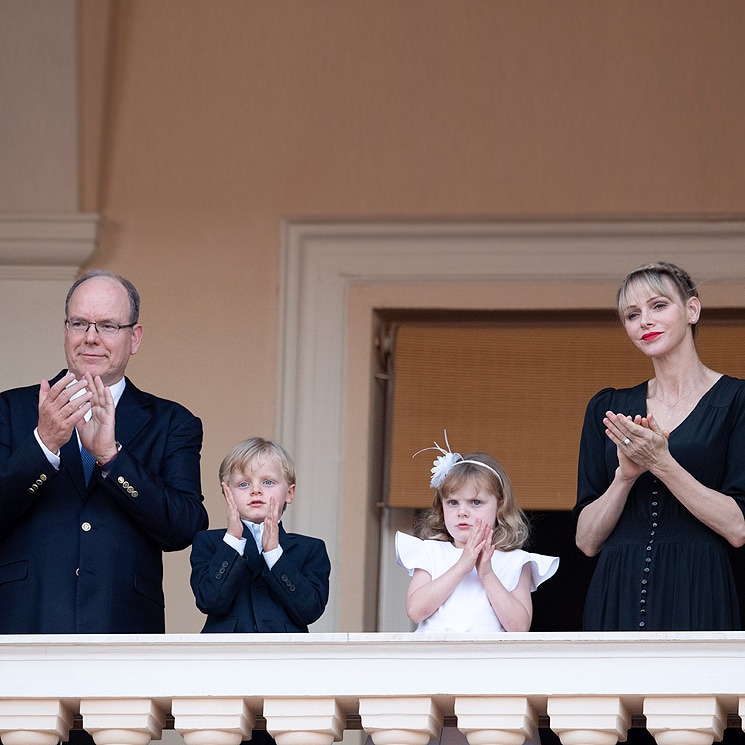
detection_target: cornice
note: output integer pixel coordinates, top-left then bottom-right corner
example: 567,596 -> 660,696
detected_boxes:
0,213 -> 101,280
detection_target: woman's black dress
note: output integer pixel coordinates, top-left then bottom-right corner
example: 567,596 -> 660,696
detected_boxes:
575,375 -> 745,631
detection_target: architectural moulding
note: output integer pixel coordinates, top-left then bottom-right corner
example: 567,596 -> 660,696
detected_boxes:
0,213 -> 100,280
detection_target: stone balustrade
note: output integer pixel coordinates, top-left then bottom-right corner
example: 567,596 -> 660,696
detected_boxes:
1,633 -> 744,745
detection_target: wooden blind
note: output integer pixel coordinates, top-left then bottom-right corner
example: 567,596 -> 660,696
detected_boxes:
388,317 -> 745,510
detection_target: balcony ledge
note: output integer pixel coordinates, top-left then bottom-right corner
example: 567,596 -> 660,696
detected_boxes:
1,633 -> 744,745
2,632 -> 745,699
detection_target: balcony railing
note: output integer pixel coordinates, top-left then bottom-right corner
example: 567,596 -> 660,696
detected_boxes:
1,633 -> 745,745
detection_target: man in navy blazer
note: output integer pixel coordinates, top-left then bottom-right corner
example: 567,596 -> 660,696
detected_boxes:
0,270 -> 208,634
190,437 -> 329,633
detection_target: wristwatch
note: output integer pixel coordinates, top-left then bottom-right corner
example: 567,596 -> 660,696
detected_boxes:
96,441 -> 123,468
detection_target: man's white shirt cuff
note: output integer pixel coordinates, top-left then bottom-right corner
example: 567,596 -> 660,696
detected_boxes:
34,428 -> 60,469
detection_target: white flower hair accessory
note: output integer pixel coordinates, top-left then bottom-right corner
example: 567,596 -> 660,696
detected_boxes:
413,430 -> 503,489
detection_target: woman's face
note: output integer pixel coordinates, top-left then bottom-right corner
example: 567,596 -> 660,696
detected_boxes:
620,277 -> 699,358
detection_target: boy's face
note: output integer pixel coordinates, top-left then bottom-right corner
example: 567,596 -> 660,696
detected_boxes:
226,456 -> 295,524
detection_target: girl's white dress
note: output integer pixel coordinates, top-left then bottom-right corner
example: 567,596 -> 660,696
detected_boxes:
396,531 -> 559,632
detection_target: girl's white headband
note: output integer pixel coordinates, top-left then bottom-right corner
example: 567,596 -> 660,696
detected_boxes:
413,430 -> 503,489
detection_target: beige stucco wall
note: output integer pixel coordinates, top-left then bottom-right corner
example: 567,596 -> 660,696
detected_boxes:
4,0 -> 745,631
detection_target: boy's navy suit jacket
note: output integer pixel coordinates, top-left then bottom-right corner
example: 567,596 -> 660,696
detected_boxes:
190,523 -> 330,632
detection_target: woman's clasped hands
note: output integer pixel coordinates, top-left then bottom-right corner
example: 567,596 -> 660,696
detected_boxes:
603,410 -> 671,478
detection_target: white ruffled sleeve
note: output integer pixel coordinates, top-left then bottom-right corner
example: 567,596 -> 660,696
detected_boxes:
524,552 -> 560,592
395,531 -> 431,577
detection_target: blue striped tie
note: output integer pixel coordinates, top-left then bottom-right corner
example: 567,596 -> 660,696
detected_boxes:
81,446 -> 96,485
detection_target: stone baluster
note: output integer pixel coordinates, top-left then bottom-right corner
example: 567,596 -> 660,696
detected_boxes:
0,699 -> 74,745
262,697 -> 345,745
359,697 -> 443,745
644,696 -> 725,745
547,697 -> 631,745
455,696 -> 537,745
172,697 -> 254,745
79,699 -> 166,745
739,699 -> 745,740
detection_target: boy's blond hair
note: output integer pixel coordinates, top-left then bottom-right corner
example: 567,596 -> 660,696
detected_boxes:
219,437 -> 296,488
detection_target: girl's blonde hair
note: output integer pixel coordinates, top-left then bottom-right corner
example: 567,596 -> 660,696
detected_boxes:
417,452 -> 530,551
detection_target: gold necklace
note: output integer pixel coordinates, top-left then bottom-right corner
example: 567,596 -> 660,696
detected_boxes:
653,376 -> 705,416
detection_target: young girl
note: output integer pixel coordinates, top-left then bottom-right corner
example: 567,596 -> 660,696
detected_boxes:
397,435 -> 559,632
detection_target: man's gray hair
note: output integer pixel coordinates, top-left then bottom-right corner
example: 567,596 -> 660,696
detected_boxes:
65,270 -> 141,325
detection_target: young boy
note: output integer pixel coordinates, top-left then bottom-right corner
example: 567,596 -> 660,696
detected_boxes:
190,437 -> 331,632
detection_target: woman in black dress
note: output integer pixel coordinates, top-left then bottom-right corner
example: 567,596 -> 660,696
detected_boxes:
574,261 -> 745,630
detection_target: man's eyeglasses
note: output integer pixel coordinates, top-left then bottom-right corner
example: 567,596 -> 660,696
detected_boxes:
65,319 -> 136,337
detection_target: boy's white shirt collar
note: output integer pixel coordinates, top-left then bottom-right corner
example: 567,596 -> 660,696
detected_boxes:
243,518 -> 264,551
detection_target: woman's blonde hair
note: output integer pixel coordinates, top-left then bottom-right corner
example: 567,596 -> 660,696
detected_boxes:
417,452 -> 530,551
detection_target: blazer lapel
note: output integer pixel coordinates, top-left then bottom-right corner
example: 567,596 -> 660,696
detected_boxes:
112,378 -> 152,449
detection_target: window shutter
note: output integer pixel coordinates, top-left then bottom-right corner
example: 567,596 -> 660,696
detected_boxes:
388,317 -> 745,510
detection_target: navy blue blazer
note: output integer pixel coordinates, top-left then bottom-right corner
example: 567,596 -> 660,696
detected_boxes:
0,372 -> 208,634
190,523 -> 330,632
